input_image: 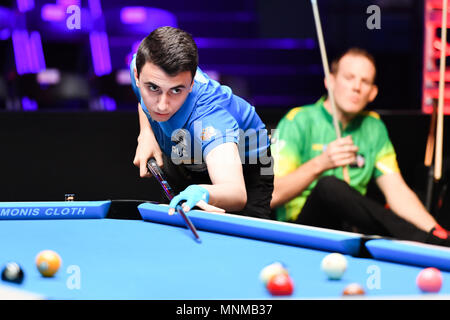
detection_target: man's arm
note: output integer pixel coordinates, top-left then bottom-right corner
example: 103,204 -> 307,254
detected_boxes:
271,136 -> 358,208
168,142 -> 246,215
201,142 -> 247,212
133,103 -> 163,177
376,172 -> 437,232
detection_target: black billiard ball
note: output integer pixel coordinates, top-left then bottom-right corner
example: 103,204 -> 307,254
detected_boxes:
1,262 -> 24,284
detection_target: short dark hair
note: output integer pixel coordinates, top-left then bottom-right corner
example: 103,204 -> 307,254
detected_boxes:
135,26 -> 198,80
330,47 -> 377,82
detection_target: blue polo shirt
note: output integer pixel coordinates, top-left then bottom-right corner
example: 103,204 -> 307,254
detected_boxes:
130,55 -> 269,171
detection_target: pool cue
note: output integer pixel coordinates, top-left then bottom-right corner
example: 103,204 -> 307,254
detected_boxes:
424,99 -> 437,212
435,0 -> 448,181
310,0 -> 350,184
147,158 -> 201,242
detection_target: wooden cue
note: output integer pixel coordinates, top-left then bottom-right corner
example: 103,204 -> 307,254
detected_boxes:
424,99 -> 437,167
311,0 -> 350,183
435,0 -> 448,180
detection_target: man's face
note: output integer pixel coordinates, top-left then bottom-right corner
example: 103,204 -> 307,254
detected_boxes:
328,54 -> 378,117
134,62 -> 193,122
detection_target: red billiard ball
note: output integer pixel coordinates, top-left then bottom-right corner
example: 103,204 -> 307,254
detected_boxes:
416,267 -> 443,293
266,273 -> 294,296
342,283 -> 365,296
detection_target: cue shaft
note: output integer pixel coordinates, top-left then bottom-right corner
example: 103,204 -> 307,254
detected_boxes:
424,99 -> 437,167
147,159 -> 201,241
435,0 -> 448,181
311,0 -> 350,183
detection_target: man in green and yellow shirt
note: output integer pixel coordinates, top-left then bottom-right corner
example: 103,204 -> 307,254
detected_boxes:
271,48 -> 450,246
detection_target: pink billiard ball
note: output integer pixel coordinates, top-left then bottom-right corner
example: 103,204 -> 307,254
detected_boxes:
416,267 -> 443,293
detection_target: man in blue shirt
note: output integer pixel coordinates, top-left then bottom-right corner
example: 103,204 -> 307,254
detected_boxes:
130,26 -> 273,219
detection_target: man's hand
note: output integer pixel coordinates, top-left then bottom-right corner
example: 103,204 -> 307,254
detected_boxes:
133,130 -> 163,178
168,185 -> 226,215
316,135 -> 358,172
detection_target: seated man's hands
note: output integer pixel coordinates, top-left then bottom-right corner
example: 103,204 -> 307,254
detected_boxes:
317,136 -> 358,172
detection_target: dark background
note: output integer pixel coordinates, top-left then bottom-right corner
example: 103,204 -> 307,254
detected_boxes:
0,0 -> 448,220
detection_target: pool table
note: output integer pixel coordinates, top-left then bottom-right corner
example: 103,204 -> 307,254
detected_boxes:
0,200 -> 449,300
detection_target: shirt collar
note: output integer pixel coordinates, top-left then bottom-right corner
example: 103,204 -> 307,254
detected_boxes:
316,95 -> 362,133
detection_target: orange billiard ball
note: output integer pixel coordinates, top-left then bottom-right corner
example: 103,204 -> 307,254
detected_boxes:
342,283 -> 365,296
35,250 -> 62,277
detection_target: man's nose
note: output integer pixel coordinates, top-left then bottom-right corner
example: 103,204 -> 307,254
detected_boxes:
156,94 -> 169,112
352,79 -> 362,92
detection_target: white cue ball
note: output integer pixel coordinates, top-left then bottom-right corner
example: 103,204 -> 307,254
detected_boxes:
321,253 -> 347,280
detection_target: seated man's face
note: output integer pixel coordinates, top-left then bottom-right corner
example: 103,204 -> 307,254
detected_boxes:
331,54 -> 378,117
135,62 -> 194,122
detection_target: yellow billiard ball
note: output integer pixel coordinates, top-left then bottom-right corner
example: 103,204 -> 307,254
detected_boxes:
36,250 -> 62,277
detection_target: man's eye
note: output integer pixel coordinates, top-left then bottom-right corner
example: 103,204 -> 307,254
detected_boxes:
171,88 -> 181,94
148,85 -> 159,92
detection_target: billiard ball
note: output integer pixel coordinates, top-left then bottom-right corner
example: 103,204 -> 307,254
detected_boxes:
342,283 -> 365,296
65,194 -> 75,201
1,262 -> 24,284
259,262 -> 289,284
321,253 -> 347,280
416,267 -> 443,293
266,273 -> 294,296
36,250 -> 62,277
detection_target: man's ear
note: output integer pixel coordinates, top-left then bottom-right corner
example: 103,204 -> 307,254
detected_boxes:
368,84 -> 378,102
134,68 -> 139,87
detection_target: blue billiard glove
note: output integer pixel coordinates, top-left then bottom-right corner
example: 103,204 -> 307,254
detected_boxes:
169,185 -> 209,213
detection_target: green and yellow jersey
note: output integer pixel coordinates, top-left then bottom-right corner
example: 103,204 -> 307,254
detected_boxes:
271,97 -> 400,222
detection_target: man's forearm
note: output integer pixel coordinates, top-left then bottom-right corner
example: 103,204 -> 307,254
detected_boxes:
377,173 -> 437,232
385,185 -> 436,232
137,103 -> 152,137
270,156 -> 325,208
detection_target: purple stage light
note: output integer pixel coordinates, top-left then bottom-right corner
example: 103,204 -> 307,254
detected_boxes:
12,30 -> 27,74
119,7 -> 177,30
16,0 -> 34,13
21,97 -> 38,111
41,4 -> 65,22
100,95 -> 116,111
12,30 -> 46,75
116,69 -> 131,85
120,7 -> 146,24
90,31 -> 112,76
88,0 -> 102,19
30,31 -> 46,71
0,29 -> 10,40
57,0 -> 80,7
0,7 -> 12,30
